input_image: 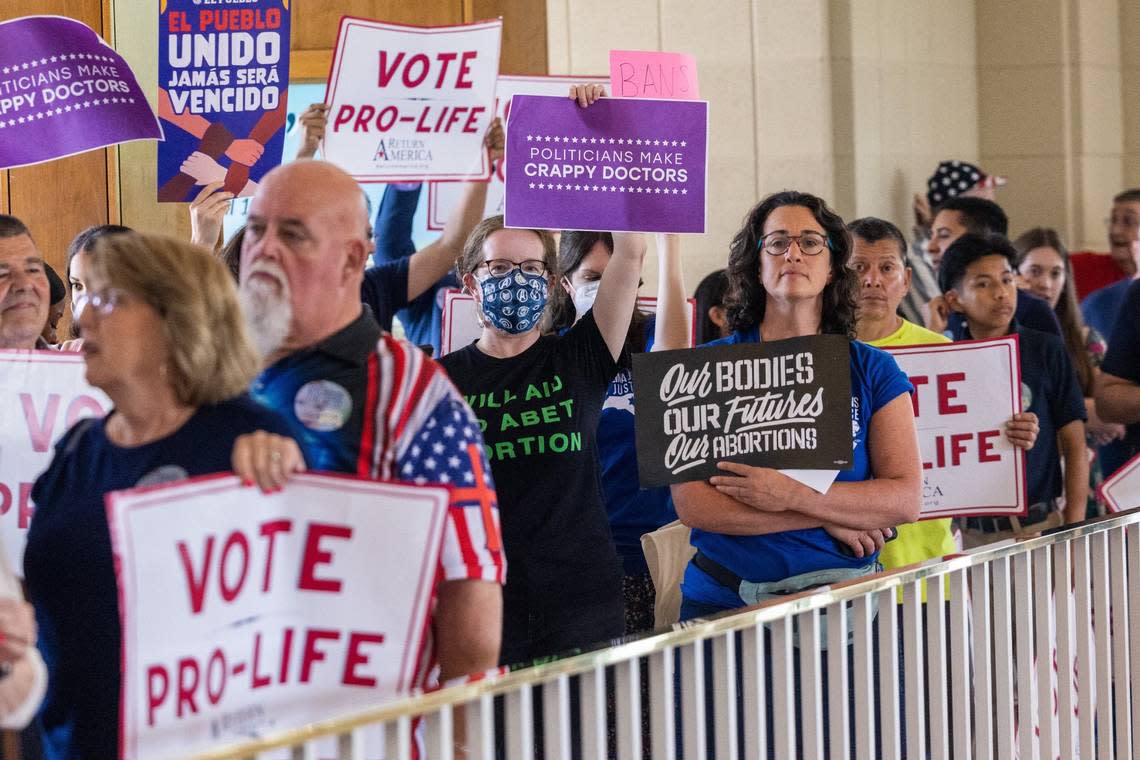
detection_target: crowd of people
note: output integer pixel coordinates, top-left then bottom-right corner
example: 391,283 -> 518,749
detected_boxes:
0,82 -> 1139,756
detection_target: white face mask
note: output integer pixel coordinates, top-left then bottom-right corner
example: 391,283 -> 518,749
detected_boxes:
572,281 -> 600,316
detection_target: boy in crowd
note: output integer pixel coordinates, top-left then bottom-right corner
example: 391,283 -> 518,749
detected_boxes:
939,234 -> 1087,546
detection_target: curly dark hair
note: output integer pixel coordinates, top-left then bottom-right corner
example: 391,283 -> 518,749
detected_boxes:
724,190 -> 858,337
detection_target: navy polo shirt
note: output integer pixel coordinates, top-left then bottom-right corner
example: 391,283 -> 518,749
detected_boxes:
250,311 -> 379,472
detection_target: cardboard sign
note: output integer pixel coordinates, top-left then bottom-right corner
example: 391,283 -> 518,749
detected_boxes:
323,17 -> 501,182
0,15 -> 161,170
503,94 -> 708,233
632,336 -> 853,487
426,74 -> 608,230
439,289 -> 697,356
156,0 -> 291,202
886,337 -> 1026,518
0,350 -> 109,572
109,473 -> 448,759
609,50 -> 699,100
1100,453 -> 1140,513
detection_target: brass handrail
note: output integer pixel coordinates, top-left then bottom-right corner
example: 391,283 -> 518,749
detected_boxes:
190,506 -> 1140,759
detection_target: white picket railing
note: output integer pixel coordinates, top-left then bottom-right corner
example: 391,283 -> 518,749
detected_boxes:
191,508 -> 1140,760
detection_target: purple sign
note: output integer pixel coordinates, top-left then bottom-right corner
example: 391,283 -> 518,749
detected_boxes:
504,95 -> 708,233
0,16 -> 161,170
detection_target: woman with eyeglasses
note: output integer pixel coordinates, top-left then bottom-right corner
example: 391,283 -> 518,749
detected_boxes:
24,232 -> 295,759
675,191 -> 922,620
438,85 -> 645,664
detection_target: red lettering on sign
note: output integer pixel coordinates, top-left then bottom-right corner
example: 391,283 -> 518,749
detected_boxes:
908,375 -> 928,417
21,393 -> 60,453
251,632 -> 272,689
299,628 -> 340,683
298,523 -> 352,593
342,632 -> 386,687
146,665 -> 169,726
937,373 -> 968,415
177,536 -> 215,614
219,531 -> 250,602
176,657 -> 200,717
258,519 -> 292,592
978,429 -> 1002,462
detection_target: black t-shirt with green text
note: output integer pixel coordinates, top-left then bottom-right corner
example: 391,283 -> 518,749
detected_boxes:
439,312 -> 623,599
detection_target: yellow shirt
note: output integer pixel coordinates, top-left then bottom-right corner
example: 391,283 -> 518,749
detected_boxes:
864,320 -> 958,594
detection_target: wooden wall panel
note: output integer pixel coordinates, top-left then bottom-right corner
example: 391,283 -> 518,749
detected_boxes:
295,0 -> 463,50
474,0 -> 548,75
1,0 -> 110,288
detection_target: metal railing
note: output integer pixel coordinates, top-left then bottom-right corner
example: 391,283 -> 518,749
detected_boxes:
191,508 -> 1140,759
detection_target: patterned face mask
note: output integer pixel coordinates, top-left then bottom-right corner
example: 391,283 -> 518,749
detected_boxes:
478,269 -> 549,334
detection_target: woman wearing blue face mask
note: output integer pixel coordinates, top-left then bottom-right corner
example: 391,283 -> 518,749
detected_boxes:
440,85 -> 646,663
548,231 -> 689,634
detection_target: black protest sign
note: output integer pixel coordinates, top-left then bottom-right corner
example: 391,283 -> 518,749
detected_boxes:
632,335 -> 853,487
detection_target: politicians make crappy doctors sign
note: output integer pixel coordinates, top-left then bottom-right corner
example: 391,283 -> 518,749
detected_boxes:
156,0 -> 291,202
0,352 -> 109,574
109,474 -> 448,759
323,18 -> 502,182
0,16 -> 161,170
886,336 -> 1026,518
504,94 -> 709,234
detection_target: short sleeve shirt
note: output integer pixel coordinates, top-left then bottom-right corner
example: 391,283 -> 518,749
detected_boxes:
25,396 -> 292,760
438,311 -> 623,600
681,328 -> 914,609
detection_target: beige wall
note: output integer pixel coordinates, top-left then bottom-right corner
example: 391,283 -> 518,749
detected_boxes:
546,0 -> 979,289
549,0 -> 1134,289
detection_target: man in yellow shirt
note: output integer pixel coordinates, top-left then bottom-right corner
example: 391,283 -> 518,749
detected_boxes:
848,217 -> 958,569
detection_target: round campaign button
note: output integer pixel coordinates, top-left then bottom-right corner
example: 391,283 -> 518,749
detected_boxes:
294,380 -> 353,432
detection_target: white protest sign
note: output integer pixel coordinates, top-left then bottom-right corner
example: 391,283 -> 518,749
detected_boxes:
439,289 -> 697,355
109,473 -> 448,759
0,350 -> 109,572
426,74 -> 608,230
886,336 -> 1026,518
323,17 -> 501,182
1100,453 -> 1140,513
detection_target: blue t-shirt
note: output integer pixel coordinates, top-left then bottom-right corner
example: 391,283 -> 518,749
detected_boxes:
1102,280 -> 1140,453
359,257 -> 409,334
1082,278 -> 1131,344
948,289 -> 1060,339
680,328 -> 913,610
24,395 -> 291,760
961,323 -> 1086,526
596,316 -> 676,575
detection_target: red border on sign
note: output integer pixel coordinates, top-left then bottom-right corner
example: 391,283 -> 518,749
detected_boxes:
1099,451 -> 1140,513
107,472 -> 448,759
322,16 -> 500,183
886,335 -> 1027,519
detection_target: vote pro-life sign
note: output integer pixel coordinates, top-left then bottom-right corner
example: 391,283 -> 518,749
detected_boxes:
323,18 -> 501,181
109,474 -> 448,759
0,351 -> 109,572
886,336 -> 1026,518
632,336 -> 853,487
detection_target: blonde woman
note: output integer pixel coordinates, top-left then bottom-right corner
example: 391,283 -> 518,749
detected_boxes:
25,233 -> 297,759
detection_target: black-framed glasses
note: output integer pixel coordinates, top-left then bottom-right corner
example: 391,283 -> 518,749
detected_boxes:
73,288 -> 131,320
477,259 -> 547,278
759,232 -> 830,256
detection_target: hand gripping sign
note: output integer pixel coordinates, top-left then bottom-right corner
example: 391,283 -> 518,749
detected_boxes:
0,350 -> 110,573
886,336 -> 1027,518
323,17 -> 502,182
109,473 -> 448,759
426,74 -> 609,230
